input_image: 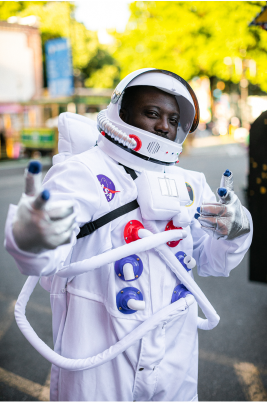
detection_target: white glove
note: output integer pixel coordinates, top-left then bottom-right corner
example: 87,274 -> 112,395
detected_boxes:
195,169 -> 250,240
12,161 -> 77,254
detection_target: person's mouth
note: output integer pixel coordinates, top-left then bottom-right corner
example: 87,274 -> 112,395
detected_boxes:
153,132 -> 168,139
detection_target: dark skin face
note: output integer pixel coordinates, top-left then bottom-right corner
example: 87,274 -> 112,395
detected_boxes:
119,87 -> 180,142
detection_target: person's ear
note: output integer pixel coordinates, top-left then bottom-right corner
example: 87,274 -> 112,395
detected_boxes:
119,108 -> 128,122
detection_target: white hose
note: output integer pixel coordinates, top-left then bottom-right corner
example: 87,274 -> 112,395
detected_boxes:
138,228 -> 220,330
56,229 -> 187,278
123,263 -> 135,281
97,110 -> 137,149
127,299 -> 145,310
15,276 -> 194,371
14,226 -> 219,371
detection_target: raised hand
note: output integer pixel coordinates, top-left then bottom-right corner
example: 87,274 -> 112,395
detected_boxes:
195,169 -> 250,240
12,161 -> 77,253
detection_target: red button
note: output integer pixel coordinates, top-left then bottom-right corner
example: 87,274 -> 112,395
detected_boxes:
124,220 -> 144,244
165,220 -> 183,247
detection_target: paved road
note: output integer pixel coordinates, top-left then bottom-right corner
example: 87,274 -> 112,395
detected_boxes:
0,144 -> 266,401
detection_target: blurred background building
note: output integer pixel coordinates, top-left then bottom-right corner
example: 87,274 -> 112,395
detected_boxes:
0,19 -> 43,158
0,1 -> 267,160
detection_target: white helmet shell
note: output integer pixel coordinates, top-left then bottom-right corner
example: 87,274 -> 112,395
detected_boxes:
97,68 -> 199,171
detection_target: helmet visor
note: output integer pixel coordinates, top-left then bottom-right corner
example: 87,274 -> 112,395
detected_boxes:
112,69 -> 199,144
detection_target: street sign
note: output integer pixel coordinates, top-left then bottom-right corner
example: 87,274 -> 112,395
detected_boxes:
45,38 -> 74,97
20,128 -> 56,149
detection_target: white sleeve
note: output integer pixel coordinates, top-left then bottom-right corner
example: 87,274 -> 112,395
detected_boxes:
4,159 -> 101,277
191,173 -> 253,278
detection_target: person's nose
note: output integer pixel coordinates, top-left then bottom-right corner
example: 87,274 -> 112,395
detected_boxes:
155,116 -> 169,134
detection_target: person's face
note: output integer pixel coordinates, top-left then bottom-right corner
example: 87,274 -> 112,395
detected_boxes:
119,87 -> 180,142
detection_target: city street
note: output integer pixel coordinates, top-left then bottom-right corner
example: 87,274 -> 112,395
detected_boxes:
0,144 -> 266,401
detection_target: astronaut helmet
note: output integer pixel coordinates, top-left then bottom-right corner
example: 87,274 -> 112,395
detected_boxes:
97,68 -> 199,171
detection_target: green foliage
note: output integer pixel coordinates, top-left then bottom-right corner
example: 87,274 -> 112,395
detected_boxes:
0,1 -> 46,20
17,2 -> 99,70
85,65 -> 120,88
82,48 -> 120,88
113,1 -> 267,91
0,1 -> 119,88
0,1 -> 22,19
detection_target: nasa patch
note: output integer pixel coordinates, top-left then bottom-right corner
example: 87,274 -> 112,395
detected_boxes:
97,174 -> 120,202
185,182 -> 194,207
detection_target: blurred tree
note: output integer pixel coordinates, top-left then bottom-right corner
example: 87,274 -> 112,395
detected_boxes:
0,1 -> 46,19
85,64 -> 120,88
113,1 -> 267,91
81,48 -> 120,88
0,1 -> 119,88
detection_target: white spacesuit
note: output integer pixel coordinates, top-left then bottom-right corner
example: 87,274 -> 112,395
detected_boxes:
5,69 -> 252,401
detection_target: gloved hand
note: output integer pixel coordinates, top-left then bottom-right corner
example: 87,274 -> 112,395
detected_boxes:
194,169 -> 250,240
12,161 -> 77,254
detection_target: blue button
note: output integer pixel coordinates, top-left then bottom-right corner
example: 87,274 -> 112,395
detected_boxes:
116,287 -> 144,314
115,254 -> 143,281
171,284 -> 192,304
175,251 -> 190,272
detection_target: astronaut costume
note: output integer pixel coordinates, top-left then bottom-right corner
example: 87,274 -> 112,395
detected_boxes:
5,69 -> 252,401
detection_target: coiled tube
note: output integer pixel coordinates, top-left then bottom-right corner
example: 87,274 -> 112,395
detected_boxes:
97,110 -> 137,149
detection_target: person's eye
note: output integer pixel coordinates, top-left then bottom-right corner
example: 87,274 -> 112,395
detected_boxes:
170,117 -> 179,125
146,110 -> 158,118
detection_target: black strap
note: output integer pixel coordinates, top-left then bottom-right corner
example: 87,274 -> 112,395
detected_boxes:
77,165 -> 138,240
119,163 -> 138,180
77,199 -> 139,239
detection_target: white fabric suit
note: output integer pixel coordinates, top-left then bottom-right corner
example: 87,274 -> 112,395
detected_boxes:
5,137 -> 252,401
